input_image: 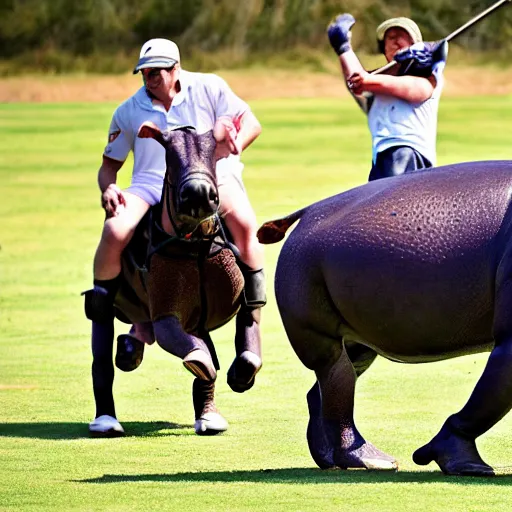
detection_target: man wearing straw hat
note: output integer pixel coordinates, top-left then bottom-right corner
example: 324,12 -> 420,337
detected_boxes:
327,15 -> 448,181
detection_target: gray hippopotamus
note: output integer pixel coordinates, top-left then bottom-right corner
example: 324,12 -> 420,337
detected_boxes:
257,160 -> 512,476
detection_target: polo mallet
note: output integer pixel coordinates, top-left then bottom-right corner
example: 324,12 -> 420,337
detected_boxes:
371,0 -> 512,75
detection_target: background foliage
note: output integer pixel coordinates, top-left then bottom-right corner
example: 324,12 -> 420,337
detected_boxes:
1,0 -> 511,74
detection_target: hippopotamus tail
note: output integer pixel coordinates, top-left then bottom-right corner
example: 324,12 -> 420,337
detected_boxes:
257,208 -> 308,244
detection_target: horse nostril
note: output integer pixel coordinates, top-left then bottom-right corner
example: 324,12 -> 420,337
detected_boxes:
179,180 -> 219,218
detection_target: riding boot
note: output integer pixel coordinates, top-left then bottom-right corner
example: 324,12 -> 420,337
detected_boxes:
83,277 -> 120,422
82,276 -> 121,324
241,266 -> 267,309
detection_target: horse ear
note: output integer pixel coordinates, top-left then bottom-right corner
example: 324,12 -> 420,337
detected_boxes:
138,122 -> 165,146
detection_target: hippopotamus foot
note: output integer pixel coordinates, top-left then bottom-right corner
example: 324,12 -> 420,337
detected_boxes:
413,421 -> 494,476
334,441 -> 398,471
192,378 -> 228,435
306,381 -> 336,469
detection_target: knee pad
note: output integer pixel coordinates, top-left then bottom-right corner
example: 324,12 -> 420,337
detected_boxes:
241,268 -> 267,309
82,287 -> 114,323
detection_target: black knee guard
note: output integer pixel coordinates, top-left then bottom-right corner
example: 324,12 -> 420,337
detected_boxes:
82,287 -> 114,324
241,267 -> 266,309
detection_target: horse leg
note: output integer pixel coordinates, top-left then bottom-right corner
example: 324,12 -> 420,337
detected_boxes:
192,378 -> 228,435
153,315 -> 217,381
413,278 -> 512,476
227,305 -> 262,393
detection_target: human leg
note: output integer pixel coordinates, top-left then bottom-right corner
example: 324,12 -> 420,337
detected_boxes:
85,193 -> 150,432
218,175 -> 265,390
219,179 -> 266,307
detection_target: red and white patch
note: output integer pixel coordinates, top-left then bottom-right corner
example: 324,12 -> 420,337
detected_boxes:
108,130 -> 121,143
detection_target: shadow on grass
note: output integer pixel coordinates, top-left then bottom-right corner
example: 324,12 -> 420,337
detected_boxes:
76,467 -> 512,485
0,421 -> 191,439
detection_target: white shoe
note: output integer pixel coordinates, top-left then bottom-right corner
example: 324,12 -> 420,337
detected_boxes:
89,415 -> 125,437
194,412 -> 228,436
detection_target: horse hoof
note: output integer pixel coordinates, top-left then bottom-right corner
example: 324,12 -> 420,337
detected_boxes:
89,415 -> 125,438
183,349 -> 217,381
194,412 -> 228,435
227,351 -> 262,393
115,335 -> 144,372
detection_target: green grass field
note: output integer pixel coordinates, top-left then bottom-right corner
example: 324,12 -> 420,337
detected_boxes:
1,96 -> 512,511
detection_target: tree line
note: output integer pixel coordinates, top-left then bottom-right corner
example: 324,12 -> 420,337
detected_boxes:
1,0 -> 511,74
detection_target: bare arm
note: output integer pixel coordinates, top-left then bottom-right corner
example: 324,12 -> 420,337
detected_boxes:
98,156 -> 126,217
98,155 -> 124,192
338,50 -> 373,113
350,71 -> 436,103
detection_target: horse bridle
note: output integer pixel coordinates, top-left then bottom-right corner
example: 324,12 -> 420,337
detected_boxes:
163,166 -> 221,241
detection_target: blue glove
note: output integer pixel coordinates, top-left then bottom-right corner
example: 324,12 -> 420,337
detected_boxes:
396,41 -> 449,78
327,14 -> 356,55
395,42 -> 432,68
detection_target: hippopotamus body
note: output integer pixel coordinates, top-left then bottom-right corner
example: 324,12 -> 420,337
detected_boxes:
258,160 -> 512,476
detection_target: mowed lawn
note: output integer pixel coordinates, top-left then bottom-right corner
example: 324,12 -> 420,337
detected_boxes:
1,95 -> 512,511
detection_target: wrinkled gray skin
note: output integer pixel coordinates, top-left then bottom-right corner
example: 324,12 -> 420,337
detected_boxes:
260,161 -> 512,476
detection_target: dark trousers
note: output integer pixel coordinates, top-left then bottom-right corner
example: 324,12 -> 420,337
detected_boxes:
368,145 -> 432,182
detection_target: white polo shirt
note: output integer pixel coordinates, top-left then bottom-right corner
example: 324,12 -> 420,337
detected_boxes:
367,63 -> 445,166
103,70 -> 250,205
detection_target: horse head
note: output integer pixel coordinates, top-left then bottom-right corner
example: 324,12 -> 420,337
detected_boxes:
138,122 -> 219,238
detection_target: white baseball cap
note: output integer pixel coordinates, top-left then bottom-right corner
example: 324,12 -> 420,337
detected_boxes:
133,38 -> 180,74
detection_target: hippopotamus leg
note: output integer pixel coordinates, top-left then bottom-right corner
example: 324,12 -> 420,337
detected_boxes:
344,341 -> 378,378
306,343 -> 377,469
227,306 -> 262,393
414,273 -> 512,476
306,380 -> 336,469
315,343 -> 397,470
284,316 -> 395,470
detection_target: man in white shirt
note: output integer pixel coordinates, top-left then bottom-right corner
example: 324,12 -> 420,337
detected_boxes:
84,39 -> 265,408
327,15 -> 448,181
